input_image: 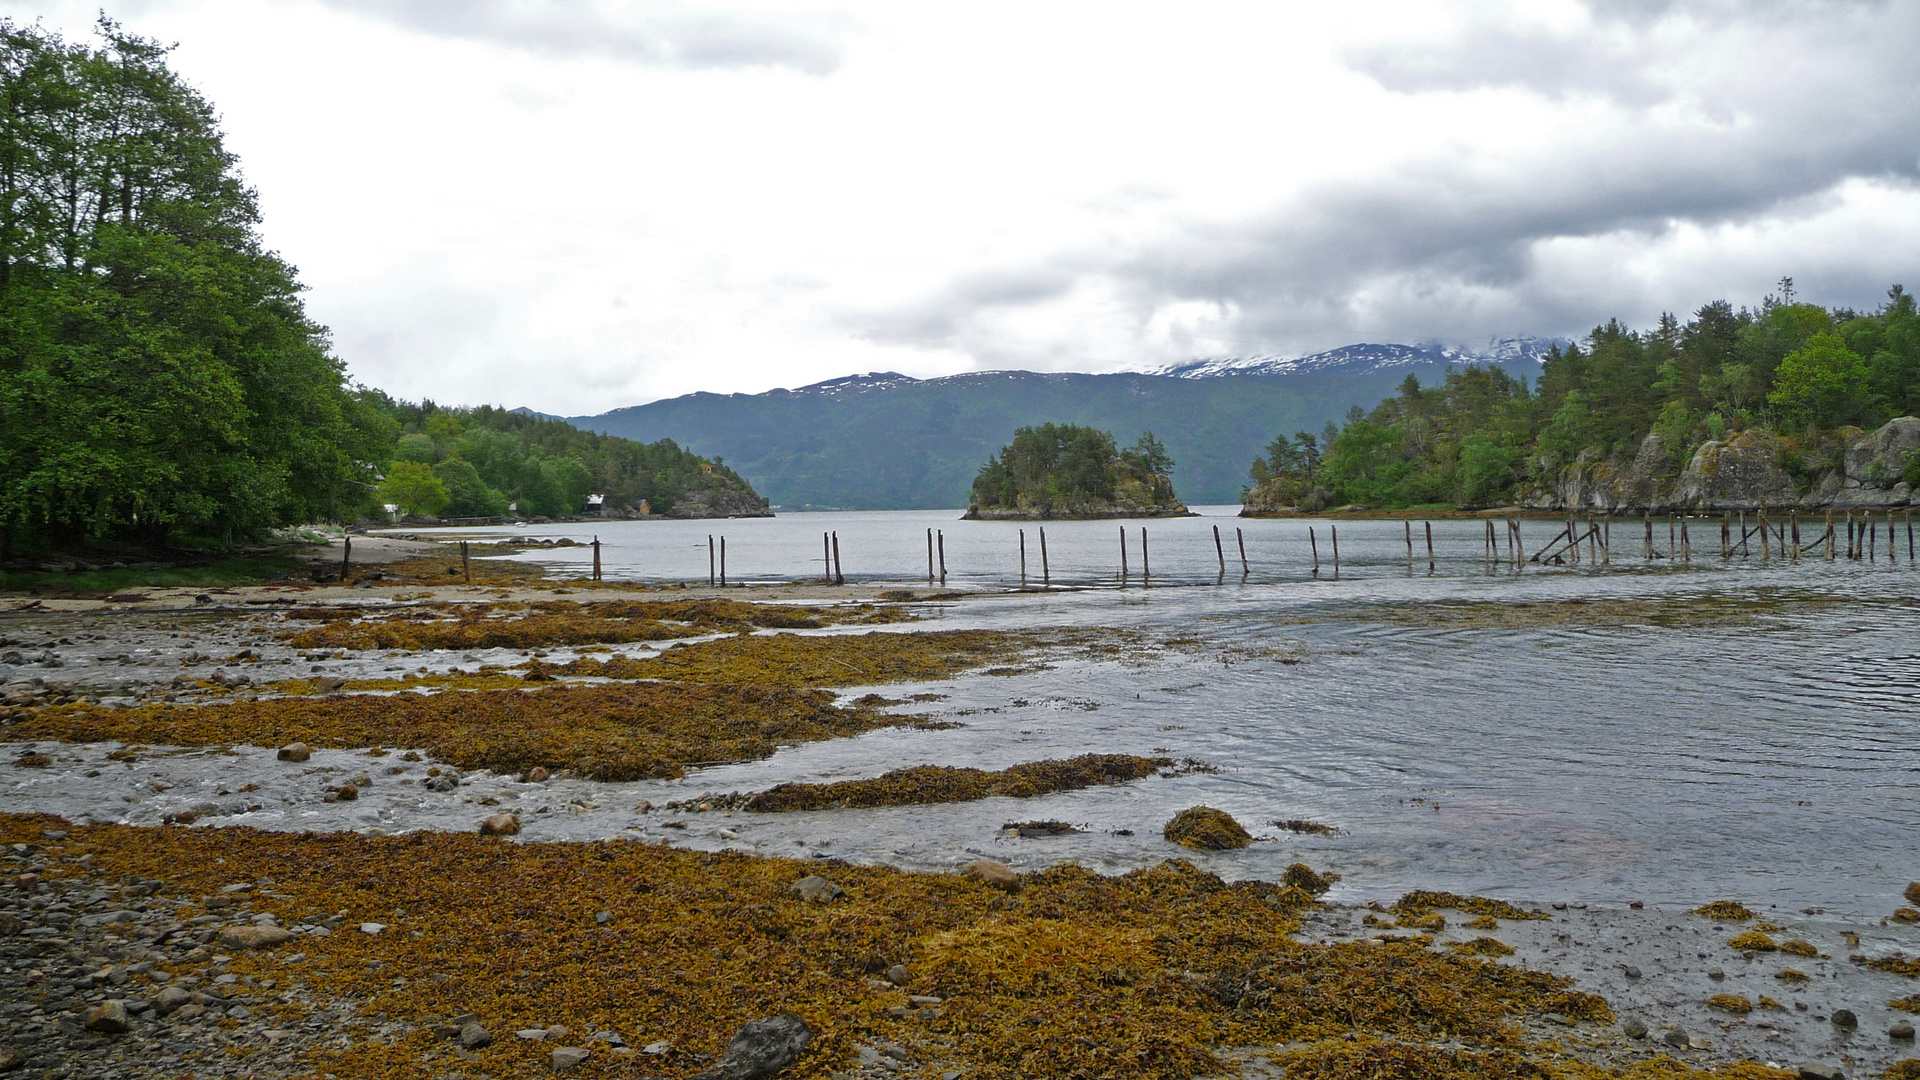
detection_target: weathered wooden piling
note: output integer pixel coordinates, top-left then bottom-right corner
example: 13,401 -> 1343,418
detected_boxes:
1119,526 -> 1128,581
1909,510 -> 1915,561
822,533 -> 830,582
1213,525 -> 1226,577
1586,515 -> 1597,563
1680,518 -> 1691,562
1236,527 -> 1249,576
1869,513 -> 1877,561
1720,514 -> 1731,558
1019,529 -> 1027,587
1759,511 -> 1770,560
829,532 -> 840,585
341,535 -> 352,583
1603,514 -> 1612,563
1825,513 -> 1835,560
590,537 -> 600,582
1309,526 -> 1319,575
1791,513 -> 1801,559
1643,513 -> 1653,560
927,529 -> 935,583
461,540 -> 471,585
1425,521 -> 1435,572
709,535 -> 717,587
1405,520 -> 1414,569
1039,527 -> 1050,587
1331,525 -> 1340,577
723,536 -> 731,586
1668,516 -> 1677,563
1140,527 -> 1150,582
938,530 -> 947,582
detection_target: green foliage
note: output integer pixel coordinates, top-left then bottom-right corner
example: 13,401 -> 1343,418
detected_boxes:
431,459 -> 508,517
0,18 -> 377,551
378,461 -> 449,517
970,423 -> 1178,511
1274,284 -> 1919,511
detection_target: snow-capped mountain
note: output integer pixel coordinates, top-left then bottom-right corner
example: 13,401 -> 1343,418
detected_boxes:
1145,336 -> 1565,379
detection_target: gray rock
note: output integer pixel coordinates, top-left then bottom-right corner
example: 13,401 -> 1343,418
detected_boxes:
551,1046 -> 590,1072
789,876 -> 844,905
83,1000 -> 129,1034
458,1022 -> 493,1049
886,964 -> 912,986
1831,1008 -> 1857,1030
1891,1020 -> 1915,1040
517,1029 -> 549,1041
689,1014 -> 812,1080
1795,1064 -> 1844,1080
152,986 -> 191,1015
1662,1029 -> 1690,1049
1621,964 -> 1642,980
1622,1017 -> 1647,1039
276,743 -> 311,762
1707,968 -> 1724,981
424,775 -> 460,794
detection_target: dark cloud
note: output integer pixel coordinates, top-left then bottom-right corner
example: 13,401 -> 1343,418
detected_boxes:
870,1 -> 1920,361
316,0 -> 849,75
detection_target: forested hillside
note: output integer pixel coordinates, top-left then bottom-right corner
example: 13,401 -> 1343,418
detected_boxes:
1246,283 -> 1920,512
0,19 -> 763,555
967,424 -> 1185,519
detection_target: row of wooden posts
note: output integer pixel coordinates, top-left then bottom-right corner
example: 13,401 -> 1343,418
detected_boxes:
675,508 -> 1919,589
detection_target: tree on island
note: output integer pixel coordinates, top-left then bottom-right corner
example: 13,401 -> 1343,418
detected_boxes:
967,423 -> 1184,517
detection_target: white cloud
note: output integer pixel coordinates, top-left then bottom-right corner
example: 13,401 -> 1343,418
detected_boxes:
10,0 -> 1920,413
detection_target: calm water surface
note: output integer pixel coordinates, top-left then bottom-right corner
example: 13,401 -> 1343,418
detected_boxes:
383,509 -> 1920,911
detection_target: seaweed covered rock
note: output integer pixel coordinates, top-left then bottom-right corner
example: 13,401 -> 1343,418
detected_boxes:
1162,806 -> 1251,850
1281,862 -> 1341,896
964,859 -> 1021,893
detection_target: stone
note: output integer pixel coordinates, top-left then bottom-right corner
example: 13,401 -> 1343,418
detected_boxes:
1892,1020 -> 1916,1040
1794,1065 -> 1844,1080
886,964 -> 912,986
1663,1029 -> 1690,1049
790,875 -> 844,905
351,771 -> 372,787
479,813 -> 521,836
551,1046 -> 590,1072
526,767 -> 550,783
84,1000 -> 130,1034
458,1022 -> 493,1049
152,986 -> 192,1015
277,743 -> 311,762
0,1047 -> 22,1071
517,1029 -> 549,1040
1831,1008 -> 1857,1030
1621,965 -> 1642,979
425,775 -> 460,793
171,1003 -> 208,1022
688,1013 -> 812,1080
1622,1018 -> 1647,1039
643,1040 -> 671,1054
594,911 -> 613,925
359,922 -> 387,935
1707,968 -> 1724,981
962,859 -> 1021,892
336,783 -> 359,801
217,925 -> 293,950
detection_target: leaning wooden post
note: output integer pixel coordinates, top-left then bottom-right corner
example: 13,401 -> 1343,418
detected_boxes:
1213,525 -> 1226,578
1309,526 -> 1320,575
1236,527 -> 1249,576
927,529 -> 935,584
461,540 -> 471,584
937,530 -> 947,582
340,535 -> 352,583
1019,529 -> 1027,587
721,536 -> 729,586
591,536 -> 601,582
1140,526 -> 1150,583
1425,521 -> 1435,572
1331,524 -> 1341,578
830,532 -> 842,585
1405,520 -> 1414,569
1119,525 -> 1128,581
1039,527 -> 1050,587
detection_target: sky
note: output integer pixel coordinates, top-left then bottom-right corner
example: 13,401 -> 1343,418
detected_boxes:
11,0 -> 1920,415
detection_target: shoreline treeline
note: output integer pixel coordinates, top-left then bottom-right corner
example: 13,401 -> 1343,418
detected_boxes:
1248,282 -> 1920,511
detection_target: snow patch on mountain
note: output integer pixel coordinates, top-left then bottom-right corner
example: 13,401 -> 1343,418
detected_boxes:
1145,336 -> 1565,379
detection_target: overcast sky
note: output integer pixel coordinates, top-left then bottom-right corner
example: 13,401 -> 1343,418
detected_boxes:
14,1 -> 1920,414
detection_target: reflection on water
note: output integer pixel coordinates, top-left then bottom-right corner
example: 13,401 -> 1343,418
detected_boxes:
382,511 -> 1920,911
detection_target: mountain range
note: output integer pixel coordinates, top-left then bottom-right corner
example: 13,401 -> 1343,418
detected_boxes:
558,338 -> 1564,509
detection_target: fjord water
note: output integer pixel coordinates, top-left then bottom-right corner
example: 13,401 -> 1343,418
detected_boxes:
416,509 -> 1920,911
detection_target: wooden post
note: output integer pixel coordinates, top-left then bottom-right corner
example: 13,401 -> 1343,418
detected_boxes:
1909,510 -> 1914,562
710,534 -> 717,587
1236,527 -> 1249,576
1739,512 -> 1749,557
1119,525 -> 1128,581
937,530 -> 946,582
461,540 -> 471,585
1668,516 -> 1676,563
1309,526 -> 1319,574
1331,524 -> 1340,578
1759,512 -> 1769,559
1511,518 -> 1524,567
927,529 -> 935,584
1846,512 -> 1855,559
1791,512 -> 1801,559
1825,512 -> 1835,560
591,536 -> 601,582
1141,527 -> 1150,582
1680,518 -> 1691,561
1039,527 -> 1049,587
1019,529 -> 1027,587
1720,513 -> 1730,558
831,532 -> 841,585
1586,515 -> 1596,563
823,532 -> 830,582
1869,512 -> 1877,562
1603,514 -> 1611,564
1213,525 -> 1226,577
1567,516 -> 1579,563
1405,520 -> 1413,569
721,536 -> 729,586
340,535 -> 352,583
1643,512 -> 1653,560
1425,521 -> 1435,572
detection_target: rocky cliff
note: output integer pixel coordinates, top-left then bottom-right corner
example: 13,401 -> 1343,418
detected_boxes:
1520,416 -> 1920,512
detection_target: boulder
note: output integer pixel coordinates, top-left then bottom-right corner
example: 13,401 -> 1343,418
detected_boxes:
458,1022 -> 493,1049
962,859 -> 1021,893
83,1000 -> 130,1034
479,813 -> 521,836
526,766 -> 550,783
1844,416 -> 1920,487
789,876 -> 844,904
277,743 -> 311,762
152,986 -> 192,1016
335,783 -> 358,801
551,1046 -> 590,1072
1831,1008 -> 1857,1029
689,1014 -> 812,1080
1672,430 -> 1799,510
217,925 -> 293,950
1162,806 -> 1252,850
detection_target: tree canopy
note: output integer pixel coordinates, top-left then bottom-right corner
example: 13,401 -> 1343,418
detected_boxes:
970,423 -> 1177,511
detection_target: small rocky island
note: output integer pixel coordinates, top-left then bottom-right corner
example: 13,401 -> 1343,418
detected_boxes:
964,423 -> 1193,519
